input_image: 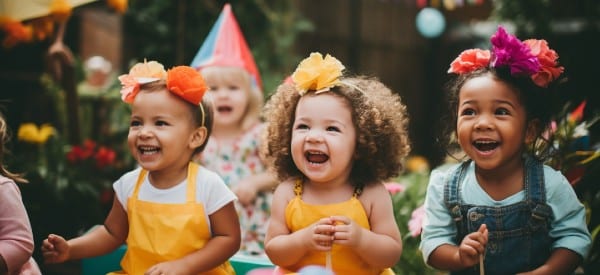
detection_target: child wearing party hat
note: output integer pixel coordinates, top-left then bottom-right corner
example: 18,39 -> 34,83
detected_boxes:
191,3 -> 276,257
42,60 -> 240,275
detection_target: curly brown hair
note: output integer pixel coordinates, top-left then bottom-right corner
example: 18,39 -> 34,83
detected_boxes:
261,76 -> 411,189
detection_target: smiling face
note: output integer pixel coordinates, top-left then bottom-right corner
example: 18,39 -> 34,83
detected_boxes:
127,89 -> 205,174
291,93 -> 356,186
456,74 -> 531,172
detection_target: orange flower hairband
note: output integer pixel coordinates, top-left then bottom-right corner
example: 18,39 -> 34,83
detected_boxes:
118,60 -> 207,105
291,52 -> 346,95
118,60 -> 208,125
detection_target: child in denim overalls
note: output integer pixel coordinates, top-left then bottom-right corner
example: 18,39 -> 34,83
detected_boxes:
420,26 -> 591,275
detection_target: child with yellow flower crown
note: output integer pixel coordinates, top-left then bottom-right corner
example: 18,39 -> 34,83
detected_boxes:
41,60 -> 240,275
420,26 -> 591,275
262,52 -> 410,274
0,114 -> 41,274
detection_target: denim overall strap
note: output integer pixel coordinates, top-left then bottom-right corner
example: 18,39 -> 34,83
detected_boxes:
444,162 -> 470,239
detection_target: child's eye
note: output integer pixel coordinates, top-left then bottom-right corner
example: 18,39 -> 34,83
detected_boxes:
326,126 -> 340,132
130,120 -> 141,127
228,85 -> 240,90
295,123 -> 309,130
460,108 -> 476,116
155,121 -> 169,126
496,108 -> 510,115
208,86 -> 218,92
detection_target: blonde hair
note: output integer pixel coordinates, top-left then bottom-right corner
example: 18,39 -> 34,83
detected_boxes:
201,66 -> 263,131
0,114 -> 27,183
261,76 -> 411,189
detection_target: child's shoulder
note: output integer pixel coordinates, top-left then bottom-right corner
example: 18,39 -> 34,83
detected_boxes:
273,179 -> 297,197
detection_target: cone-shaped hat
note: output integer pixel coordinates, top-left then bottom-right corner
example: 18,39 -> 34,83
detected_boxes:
190,3 -> 262,89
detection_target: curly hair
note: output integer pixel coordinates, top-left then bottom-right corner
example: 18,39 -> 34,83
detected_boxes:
440,66 -> 561,161
261,76 -> 411,189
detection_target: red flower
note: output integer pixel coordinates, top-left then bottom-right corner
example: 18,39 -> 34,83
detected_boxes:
448,49 -> 491,74
568,101 -> 586,124
94,146 -> 116,169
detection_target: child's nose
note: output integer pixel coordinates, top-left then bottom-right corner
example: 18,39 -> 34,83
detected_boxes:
474,115 -> 494,130
305,130 -> 324,143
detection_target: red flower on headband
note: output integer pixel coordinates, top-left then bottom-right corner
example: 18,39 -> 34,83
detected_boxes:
524,39 -> 564,88
448,49 -> 491,74
166,66 -> 207,105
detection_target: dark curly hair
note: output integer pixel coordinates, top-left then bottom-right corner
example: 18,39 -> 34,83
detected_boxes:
261,76 -> 411,190
439,66 -> 561,162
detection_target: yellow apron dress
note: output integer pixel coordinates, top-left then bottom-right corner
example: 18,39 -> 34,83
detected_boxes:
280,180 -> 394,275
108,162 -> 234,275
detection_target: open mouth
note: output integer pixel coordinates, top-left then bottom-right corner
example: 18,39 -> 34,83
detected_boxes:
217,106 -> 233,113
305,150 -> 329,164
473,140 -> 499,152
138,146 -> 160,155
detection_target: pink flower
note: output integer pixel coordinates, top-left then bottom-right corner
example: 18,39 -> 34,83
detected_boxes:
408,205 -> 425,237
384,182 -> 406,195
490,26 -> 540,76
448,49 -> 491,74
524,39 -> 564,87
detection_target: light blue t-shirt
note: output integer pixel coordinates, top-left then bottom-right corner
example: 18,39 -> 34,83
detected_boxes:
419,161 -> 591,263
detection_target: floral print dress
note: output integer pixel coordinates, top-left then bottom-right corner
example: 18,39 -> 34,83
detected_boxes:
199,123 -> 271,256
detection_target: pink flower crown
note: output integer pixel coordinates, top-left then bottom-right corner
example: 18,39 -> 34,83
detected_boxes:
448,26 -> 564,88
118,60 -> 207,105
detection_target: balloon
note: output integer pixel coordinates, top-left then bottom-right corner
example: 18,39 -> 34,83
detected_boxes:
415,7 -> 446,38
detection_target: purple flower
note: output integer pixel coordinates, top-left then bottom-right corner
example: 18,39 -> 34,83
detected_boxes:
490,26 -> 540,76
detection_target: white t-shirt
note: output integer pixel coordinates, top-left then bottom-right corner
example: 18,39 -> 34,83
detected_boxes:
113,165 -> 237,232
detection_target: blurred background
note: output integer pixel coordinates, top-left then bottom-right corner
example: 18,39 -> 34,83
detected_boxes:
1,0 -> 598,274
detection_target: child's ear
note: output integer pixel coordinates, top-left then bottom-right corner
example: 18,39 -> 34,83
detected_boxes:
525,119 -> 539,144
190,126 -> 208,149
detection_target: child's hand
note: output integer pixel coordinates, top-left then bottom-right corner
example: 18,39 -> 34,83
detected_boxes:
329,215 -> 363,247
145,260 -> 188,275
232,182 -> 258,206
41,234 -> 70,264
306,218 -> 335,251
458,224 -> 488,268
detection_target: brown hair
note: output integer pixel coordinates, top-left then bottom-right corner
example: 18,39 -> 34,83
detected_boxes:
261,76 -> 411,189
139,80 -> 214,156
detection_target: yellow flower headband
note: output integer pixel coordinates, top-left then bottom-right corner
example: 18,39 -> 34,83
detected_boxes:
291,52 -> 345,95
118,60 -> 208,126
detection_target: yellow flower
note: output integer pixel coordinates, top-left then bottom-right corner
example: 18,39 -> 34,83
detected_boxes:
292,52 -> 345,95
50,0 -> 72,23
18,123 -> 55,144
406,155 -> 430,173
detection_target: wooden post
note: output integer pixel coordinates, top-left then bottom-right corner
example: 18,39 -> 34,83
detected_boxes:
46,21 -> 81,145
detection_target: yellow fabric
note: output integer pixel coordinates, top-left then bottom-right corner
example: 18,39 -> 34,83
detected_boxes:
108,162 -> 234,275
281,180 -> 393,275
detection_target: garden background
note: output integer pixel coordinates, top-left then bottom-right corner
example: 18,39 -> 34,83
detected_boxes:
0,0 -> 598,274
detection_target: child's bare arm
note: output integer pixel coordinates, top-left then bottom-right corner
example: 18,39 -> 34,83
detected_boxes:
146,201 -> 240,274
332,184 -> 402,269
428,224 -> 488,271
265,182 -> 334,268
232,171 -> 277,206
517,248 -> 582,275
41,196 -> 128,263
